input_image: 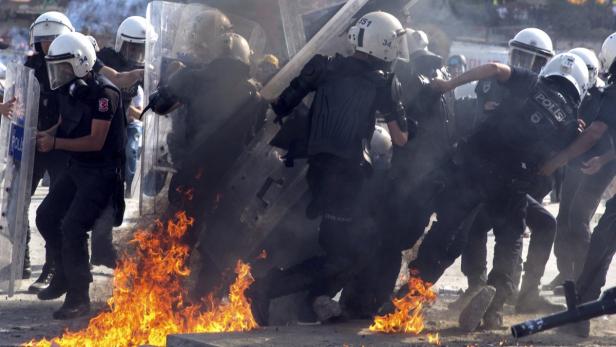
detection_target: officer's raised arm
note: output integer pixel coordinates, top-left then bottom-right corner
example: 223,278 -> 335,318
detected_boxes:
432,63 -> 512,93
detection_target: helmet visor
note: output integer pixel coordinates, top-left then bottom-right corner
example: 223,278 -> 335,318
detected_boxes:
47,61 -> 76,90
120,41 -> 145,67
510,49 -> 548,73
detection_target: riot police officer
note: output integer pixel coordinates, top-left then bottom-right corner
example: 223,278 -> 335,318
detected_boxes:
246,11 -> 409,326
24,11 -> 75,292
539,33 -> 616,337
389,53 -> 588,331
373,29 -> 457,316
548,47 -> 616,293
89,16 -> 148,268
34,32 -> 126,319
148,33 -> 268,294
452,28 -> 563,327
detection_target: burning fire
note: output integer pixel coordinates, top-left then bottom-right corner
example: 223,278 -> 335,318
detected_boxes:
428,332 -> 441,345
369,276 -> 436,334
25,211 -> 257,347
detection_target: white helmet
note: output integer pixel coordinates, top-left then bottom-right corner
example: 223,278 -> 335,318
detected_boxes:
406,28 -> 429,55
370,125 -> 393,170
46,32 -> 97,90
540,52 -> 589,99
115,16 -> 147,66
29,11 -> 74,47
220,33 -> 252,65
348,11 -> 408,62
509,28 -> 554,73
569,47 -> 599,89
599,32 -> 616,75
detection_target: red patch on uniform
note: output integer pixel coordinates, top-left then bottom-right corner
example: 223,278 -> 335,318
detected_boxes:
98,98 -> 109,112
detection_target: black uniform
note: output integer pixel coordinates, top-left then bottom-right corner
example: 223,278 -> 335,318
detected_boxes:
575,82 -> 616,303
24,53 -> 69,276
251,54 -> 406,324
408,67 -> 579,317
151,57 -> 266,294
35,73 -> 125,308
88,47 -> 141,266
554,85 -> 616,282
459,77 -> 558,300
374,50 -> 457,310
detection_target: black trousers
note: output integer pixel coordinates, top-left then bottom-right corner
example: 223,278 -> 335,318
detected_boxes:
460,194 -> 556,292
555,162 -> 616,280
36,163 -> 117,291
409,163 -> 529,310
27,151 -> 69,265
262,154 -> 366,301
576,195 -> 616,302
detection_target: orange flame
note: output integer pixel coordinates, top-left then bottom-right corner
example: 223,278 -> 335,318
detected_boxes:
25,211 -> 257,347
369,276 -> 436,334
256,250 -> 268,260
428,332 -> 441,345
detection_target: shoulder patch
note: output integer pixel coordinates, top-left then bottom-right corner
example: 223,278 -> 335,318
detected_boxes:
98,98 -> 109,112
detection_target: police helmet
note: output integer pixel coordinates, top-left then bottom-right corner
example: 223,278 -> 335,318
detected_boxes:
115,16 -> 148,66
348,11 -> 408,63
509,28 -> 554,73
46,32 -> 97,90
540,52 -> 589,100
29,11 -> 74,47
220,33 -> 252,66
173,8 -> 233,64
599,32 -> 616,76
370,125 -> 393,170
569,47 -> 600,89
406,29 -> 429,55
447,54 -> 467,77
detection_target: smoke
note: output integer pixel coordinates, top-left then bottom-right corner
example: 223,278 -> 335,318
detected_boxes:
7,27 -> 30,53
66,0 -> 148,40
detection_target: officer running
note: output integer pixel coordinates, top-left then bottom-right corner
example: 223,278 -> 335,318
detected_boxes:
34,32 -> 126,320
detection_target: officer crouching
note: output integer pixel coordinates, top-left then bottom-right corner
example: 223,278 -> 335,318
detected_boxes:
34,32 -> 126,320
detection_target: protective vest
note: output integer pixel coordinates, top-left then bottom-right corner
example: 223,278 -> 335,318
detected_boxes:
307,54 -> 392,161
478,78 -> 579,169
56,73 -> 126,164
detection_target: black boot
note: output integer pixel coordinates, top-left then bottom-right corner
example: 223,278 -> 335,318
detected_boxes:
28,263 -> 54,293
37,272 -> 67,300
515,288 -> 565,314
458,286 -> 496,332
22,249 -> 32,279
52,287 -> 91,320
245,279 -> 271,326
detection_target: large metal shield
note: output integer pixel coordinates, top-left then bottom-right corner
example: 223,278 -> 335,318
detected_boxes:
0,64 -> 39,296
197,0 -> 370,274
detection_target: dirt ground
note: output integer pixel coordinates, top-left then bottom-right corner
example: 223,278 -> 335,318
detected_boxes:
1,188 -> 615,347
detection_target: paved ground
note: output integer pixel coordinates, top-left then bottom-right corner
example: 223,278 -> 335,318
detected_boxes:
0,188 -> 615,346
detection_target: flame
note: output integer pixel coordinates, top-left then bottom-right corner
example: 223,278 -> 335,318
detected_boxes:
25,211 -> 257,347
428,332 -> 441,345
256,250 -> 268,260
369,276 -> 436,334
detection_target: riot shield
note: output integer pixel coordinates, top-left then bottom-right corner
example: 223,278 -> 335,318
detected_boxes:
140,1 -> 272,216
196,0 -> 370,277
0,64 -> 39,296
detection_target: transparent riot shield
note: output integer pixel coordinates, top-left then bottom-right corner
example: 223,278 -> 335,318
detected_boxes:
140,1 -> 196,216
195,0 -> 370,275
0,63 -> 39,296
140,1 -> 272,216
